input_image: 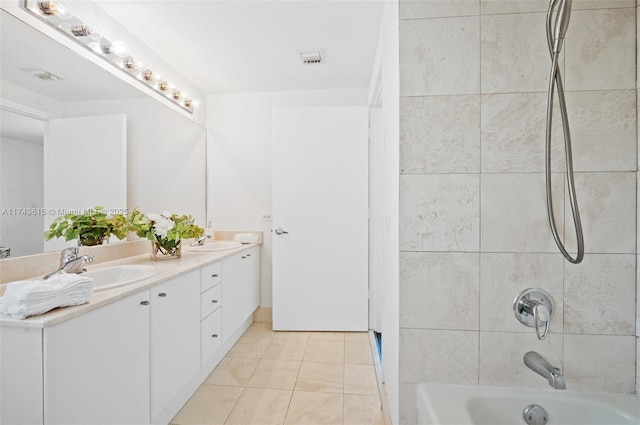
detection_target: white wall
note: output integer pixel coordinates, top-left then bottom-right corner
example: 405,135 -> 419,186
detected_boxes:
369,1 -> 400,423
0,137 -> 44,256
64,99 -> 207,226
206,88 -> 368,309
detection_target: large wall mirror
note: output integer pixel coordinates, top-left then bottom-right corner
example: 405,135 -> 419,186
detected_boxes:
0,9 -> 206,258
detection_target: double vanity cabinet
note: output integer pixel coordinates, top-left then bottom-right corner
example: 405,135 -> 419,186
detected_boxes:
0,245 -> 260,425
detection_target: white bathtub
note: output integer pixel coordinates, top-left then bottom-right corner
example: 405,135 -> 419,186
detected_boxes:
417,383 -> 640,425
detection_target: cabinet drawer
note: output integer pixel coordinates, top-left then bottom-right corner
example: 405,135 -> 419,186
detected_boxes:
200,262 -> 222,293
200,309 -> 222,366
200,284 -> 222,321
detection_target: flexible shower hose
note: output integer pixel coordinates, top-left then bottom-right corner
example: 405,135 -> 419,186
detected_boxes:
545,2 -> 584,264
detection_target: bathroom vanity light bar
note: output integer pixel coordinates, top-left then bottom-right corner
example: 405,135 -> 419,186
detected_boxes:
21,0 -> 200,114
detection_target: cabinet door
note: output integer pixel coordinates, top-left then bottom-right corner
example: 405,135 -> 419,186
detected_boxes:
221,253 -> 245,342
243,247 -> 260,316
150,270 -> 200,420
44,290 -> 150,425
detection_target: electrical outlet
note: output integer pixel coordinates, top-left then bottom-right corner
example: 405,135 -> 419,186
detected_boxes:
260,212 -> 273,221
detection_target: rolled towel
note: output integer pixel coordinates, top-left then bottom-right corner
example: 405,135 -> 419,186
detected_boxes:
0,274 -> 94,320
233,233 -> 259,244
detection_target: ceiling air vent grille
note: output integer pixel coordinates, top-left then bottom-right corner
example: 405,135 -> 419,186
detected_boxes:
299,49 -> 325,65
23,68 -> 63,81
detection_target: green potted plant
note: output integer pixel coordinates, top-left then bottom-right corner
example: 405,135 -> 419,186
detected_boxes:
44,206 -> 129,246
128,207 -> 204,260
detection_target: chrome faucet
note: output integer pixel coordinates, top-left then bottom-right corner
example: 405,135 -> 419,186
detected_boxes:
43,247 -> 94,280
191,234 -> 211,246
524,351 -> 566,389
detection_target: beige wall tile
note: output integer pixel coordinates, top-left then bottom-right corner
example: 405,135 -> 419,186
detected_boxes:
479,332 -> 563,388
345,364 -> 380,396
400,95 -> 481,174
171,384 -> 242,425
564,172 -> 636,254
344,394 -> 385,425
400,17 -> 480,96
481,93 -> 565,173
565,9 -> 636,91
566,90 -> 637,172
204,357 -> 259,387
247,359 -> 301,390
345,341 -> 374,364
295,362 -> 344,393
303,340 -> 345,363
480,253 -> 564,333
480,0 -> 548,14
401,0 -> 480,19
481,173 -> 564,253
400,329 -> 479,384
564,254 -> 636,335
637,338 -> 640,394
572,0 -> 636,9
284,391 -> 343,425
480,13 -> 550,93
564,334 -> 636,392
400,174 -> 480,251
400,252 -> 479,330
399,382 -> 418,425
225,388 -> 292,425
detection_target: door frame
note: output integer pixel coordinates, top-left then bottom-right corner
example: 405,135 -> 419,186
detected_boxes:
368,67 -> 384,333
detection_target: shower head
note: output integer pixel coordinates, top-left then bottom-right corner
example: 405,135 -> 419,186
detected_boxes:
552,0 -> 572,53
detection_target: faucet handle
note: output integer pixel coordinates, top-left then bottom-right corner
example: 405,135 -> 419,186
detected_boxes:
514,288 -> 555,340
60,247 -> 79,265
533,304 -> 551,340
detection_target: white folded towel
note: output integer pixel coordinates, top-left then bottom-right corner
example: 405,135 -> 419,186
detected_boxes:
0,274 -> 94,320
234,233 -> 259,244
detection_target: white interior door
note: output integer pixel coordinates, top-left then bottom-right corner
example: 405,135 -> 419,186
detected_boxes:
44,114 -> 127,252
272,106 -> 368,331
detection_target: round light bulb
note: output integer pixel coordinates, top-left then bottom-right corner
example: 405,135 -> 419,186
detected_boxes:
192,99 -> 201,108
58,23 -> 101,40
103,40 -> 127,58
88,41 -> 103,55
38,1 -> 73,19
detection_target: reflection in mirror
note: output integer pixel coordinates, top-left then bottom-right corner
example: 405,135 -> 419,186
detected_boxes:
0,10 -> 206,258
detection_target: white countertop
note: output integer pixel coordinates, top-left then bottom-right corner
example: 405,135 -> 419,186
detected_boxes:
0,243 -> 260,329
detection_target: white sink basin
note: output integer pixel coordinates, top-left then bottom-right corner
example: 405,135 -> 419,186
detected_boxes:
84,265 -> 157,292
186,241 -> 243,252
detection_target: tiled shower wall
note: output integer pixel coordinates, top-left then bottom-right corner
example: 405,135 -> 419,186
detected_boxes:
398,0 -> 637,423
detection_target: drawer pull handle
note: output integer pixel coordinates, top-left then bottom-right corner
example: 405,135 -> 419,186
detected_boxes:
212,299 -> 218,303
212,334 -> 219,338
212,274 -> 218,278
242,256 -> 246,259
140,301 -> 150,306
247,254 -> 251,257
159,292 -> 167,297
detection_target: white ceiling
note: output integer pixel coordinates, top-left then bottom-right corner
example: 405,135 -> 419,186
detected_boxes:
94,0 -> 385,94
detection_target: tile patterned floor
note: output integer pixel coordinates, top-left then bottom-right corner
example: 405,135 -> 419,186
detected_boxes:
172,323 -> 385,425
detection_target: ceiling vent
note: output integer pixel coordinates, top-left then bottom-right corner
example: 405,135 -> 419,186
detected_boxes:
299,49 -> 325,65
23,68 -> 63,81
